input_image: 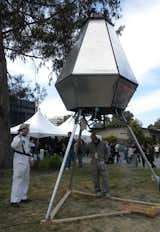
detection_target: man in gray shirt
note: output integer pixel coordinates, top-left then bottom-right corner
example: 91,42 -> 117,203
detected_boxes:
87,132 -> 110,197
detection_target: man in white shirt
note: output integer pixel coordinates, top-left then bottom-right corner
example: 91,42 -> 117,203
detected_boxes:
10,124 -> 32,207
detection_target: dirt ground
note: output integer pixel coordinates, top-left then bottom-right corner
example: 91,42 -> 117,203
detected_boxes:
1,165 -> 160,232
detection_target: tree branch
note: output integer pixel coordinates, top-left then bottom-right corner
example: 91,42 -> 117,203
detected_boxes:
4,46 -> 43,59
2,0 -> 77,36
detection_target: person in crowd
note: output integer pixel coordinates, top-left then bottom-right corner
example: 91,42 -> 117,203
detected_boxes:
154,143 -> 160,167
128,143 -> 139,167
124,142 -> 129,164
127,143 -> 135,164
154,144 -> 160,158
30,138 -> 35,154
145,143 -> 156,168
115,143 -> 119,163
109,142 -> 116,164
144,142 -> 156,168
10,124 -> 32,207
135,145 -> 141,165
44,143 -> 49,157
56,137 -> 64,157
117,141 -> 126,165
29,138 -> 38,161
105,141 -> 112,164
86,132 -> 110,197
34,139 -> 40,160
52,136 -> 58,153
141,143 -> 146,167
64,132 -> 75,170
74,138 -> 85,170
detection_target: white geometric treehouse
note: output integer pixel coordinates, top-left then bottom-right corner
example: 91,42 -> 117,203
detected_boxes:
42,17 -> 160,225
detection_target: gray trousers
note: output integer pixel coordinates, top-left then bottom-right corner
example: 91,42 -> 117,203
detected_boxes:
91,160 -> 109,193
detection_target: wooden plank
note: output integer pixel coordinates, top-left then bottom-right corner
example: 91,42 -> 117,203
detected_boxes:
72,190 -> 96,197
110,196 -> 160,207
120,204 -> 160,217
51,211 -> 130,224
50,190 -> 71,219
73,190 -> 160,207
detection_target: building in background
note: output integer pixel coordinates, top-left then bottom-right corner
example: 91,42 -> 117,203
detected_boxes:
10,99 -> 35,127
95,126 -> 160,142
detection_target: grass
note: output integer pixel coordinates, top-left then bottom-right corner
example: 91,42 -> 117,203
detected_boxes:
1,165 -> 160,232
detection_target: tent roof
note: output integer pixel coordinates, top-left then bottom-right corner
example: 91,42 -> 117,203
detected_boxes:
10,110 -> 66,138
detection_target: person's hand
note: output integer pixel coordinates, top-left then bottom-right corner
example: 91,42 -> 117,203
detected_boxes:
19,131 -> 23,136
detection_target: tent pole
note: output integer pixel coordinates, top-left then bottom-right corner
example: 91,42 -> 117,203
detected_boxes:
121,111 -> 160,191
44,111 -> 81,220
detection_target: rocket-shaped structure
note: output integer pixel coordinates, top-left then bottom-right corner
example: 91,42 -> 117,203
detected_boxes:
55,17 -> 138,115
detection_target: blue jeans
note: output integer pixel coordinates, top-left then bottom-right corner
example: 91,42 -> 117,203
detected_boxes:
65,150 -> 74,169
77,153 -> 83,169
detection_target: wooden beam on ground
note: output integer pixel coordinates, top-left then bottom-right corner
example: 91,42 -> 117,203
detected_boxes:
51,210 -> 130,224
120,204 -> 160,217
50,190 -> 71,219
72,190 -> 96,197
110,196 -> 160,207
73,190 -> 160,207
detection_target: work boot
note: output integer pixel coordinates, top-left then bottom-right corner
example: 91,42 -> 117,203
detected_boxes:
103,192 -> 111,198
96,192 -> 102,197
20,199 -> 32,203
11,202 -> 20,207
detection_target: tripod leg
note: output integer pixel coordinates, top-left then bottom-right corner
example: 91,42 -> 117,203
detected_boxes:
68,128 -> 82,190
121,111 -> 160,190
44,112 -> 80,220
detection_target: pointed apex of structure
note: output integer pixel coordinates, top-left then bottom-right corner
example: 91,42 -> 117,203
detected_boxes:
56,17 -> 138,114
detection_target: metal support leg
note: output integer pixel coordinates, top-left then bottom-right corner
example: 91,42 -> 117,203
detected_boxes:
121,111 -> 160,191
68,128 -> 82,190
44,112 -> 81,220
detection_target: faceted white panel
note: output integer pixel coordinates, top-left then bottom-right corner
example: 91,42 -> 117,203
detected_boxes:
107,23 -> 137,83
73,20 -> 118,74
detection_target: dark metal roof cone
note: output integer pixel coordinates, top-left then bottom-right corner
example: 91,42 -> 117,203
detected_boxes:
55,17 -> 138,114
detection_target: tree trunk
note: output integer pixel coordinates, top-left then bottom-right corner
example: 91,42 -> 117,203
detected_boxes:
0,21 -> 11,168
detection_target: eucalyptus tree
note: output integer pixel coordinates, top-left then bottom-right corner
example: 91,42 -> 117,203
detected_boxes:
0,0 -> 121,167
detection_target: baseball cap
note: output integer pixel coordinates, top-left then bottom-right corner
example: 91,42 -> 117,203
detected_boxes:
19,124 -> 30,131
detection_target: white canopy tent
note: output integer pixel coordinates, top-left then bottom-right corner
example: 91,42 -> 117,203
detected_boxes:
10,110 -> 66,138
58,116 -> 92,142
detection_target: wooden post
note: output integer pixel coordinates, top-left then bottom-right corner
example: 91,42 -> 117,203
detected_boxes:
50,190 -> 71,219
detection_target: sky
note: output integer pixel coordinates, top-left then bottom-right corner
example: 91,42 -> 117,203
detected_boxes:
7,0 -> 160,127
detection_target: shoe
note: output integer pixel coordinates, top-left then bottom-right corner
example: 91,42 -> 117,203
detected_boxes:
96,192 -> 102,197
103,192 -> 111,198
11,202 -> 20,207
20,199 -> 32,203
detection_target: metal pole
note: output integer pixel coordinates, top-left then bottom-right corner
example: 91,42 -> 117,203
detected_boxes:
68,128 -> 82,190
121,111 -> 160,185
45,112 -> 80,220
